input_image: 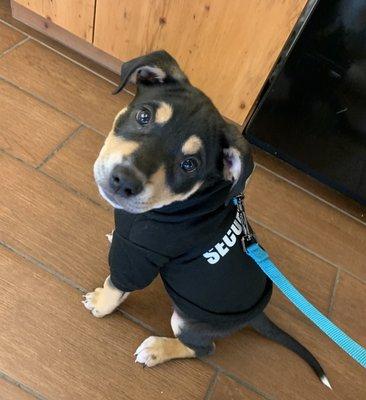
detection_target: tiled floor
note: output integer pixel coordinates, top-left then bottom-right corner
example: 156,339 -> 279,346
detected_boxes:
0,1 -> 365,399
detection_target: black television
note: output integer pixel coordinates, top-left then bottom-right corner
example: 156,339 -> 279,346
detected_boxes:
245,0 -> 366,205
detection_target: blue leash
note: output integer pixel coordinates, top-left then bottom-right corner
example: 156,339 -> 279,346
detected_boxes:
233,195 -> 366,368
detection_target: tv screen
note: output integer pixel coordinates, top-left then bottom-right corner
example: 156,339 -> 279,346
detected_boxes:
246,0 -> 366,205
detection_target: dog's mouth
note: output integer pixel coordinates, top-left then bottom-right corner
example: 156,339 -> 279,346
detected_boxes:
97,184 -> 154,213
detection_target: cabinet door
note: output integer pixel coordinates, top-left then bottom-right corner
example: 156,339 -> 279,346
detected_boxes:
16,0 -> 95,42
93,0 -> 306,124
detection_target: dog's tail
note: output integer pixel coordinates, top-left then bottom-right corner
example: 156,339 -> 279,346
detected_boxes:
250,312 -> 331,389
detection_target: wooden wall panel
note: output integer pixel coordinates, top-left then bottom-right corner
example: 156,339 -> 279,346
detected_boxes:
16,0 -> 95,41
94,0 -> 307,124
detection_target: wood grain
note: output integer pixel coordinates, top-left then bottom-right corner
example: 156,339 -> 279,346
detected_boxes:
0,19 -> 24,53
331,272 -> 366,345
211,305 -> 366,400
247,166 -> 366,281
0,79 -> 79,166
0,246 -> 214,400
0,379 -> 37,400
94,0 -> 307,124
14,0 -> 95,41
0,39 -> 131,133
210,374 -> 265,400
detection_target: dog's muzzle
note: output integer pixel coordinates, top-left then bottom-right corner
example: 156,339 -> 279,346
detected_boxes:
109,165 -> 143,198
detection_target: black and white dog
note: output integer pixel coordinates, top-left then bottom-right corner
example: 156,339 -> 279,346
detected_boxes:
83,51 -> 330,388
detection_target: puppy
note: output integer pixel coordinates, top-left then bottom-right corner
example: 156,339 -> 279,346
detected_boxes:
83,51 -> 330,388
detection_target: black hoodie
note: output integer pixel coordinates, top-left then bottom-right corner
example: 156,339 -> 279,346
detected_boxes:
109,182 -> 272,324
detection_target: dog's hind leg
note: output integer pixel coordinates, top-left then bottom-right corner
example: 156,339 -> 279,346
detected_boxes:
134,310 -> 217,367
134,336 -> 196,367
82,275 -> 129,318
134,311 -> 197,367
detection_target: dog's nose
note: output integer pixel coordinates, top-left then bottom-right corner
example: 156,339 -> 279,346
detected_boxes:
110,165 -> 143,198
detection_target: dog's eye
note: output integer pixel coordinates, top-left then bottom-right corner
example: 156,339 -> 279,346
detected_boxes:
180,157 -> 198,173
136,108 -> 152,125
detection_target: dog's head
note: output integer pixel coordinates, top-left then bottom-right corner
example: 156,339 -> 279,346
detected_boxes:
94,50 -> 253,213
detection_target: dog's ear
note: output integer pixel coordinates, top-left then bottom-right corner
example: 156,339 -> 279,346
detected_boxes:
113,50 -> 188,94
222,125 -> 254,204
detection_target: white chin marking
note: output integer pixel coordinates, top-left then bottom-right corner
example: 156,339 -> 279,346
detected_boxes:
320,375 -> 332,390
97,186 -> 123,209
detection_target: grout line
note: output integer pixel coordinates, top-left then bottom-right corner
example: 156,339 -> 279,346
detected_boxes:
255,163 -> 366,227
117,307 -> 159,335
1,241 -> 87,292
249,216 -> 366,285
0,241 -> 156,334
0,36 -> 29,59
203,370 -> 218,400
38,169 -> 111,211
36,125 -> 84,169
38,167 -> 111,210
0,75 -> 108,137
0,370 -> 48,400
328,268 -> 341,317
203,360 -> 274,400
0,238 -> 157,327
0,147 -> 111,211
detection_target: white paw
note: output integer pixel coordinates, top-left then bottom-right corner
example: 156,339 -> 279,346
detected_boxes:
82,288 -> 109,318
134,336 -> 168,367
106,230 -> 114,243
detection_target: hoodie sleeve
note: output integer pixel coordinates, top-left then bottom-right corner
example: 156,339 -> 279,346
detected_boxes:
108,230 -> 169,292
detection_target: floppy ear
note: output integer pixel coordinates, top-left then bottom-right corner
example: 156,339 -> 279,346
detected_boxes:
222,125 -> 254,203
113,50 -> 188,94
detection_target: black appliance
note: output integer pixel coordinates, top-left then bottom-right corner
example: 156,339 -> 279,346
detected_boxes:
245,0 -> 366,205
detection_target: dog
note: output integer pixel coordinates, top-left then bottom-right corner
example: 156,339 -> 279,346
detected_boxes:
83,50 -> 331,389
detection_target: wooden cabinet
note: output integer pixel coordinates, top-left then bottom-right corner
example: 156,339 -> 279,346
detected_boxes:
94,0 -> 307,124
12,0 -> 307,125
15,0 -> 95,42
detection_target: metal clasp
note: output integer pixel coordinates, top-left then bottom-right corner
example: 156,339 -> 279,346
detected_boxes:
232,195 -> 256,251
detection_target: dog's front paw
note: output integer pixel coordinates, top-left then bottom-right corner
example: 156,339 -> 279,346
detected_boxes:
82,276 -> 128,318
82,288 -> 110,318
134,336 -> 169,367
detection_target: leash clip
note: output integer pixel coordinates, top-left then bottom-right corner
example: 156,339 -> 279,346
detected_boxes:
232,195 -> 256,251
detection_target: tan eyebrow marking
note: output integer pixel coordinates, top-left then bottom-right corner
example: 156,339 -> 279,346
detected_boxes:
112,107 -> 128,129
102,130 -> 139,158
182,135 -> 203,155
155,102 -> 173,124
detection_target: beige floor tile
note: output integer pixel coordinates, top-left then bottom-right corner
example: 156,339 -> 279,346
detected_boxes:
0,79 -> 79,166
